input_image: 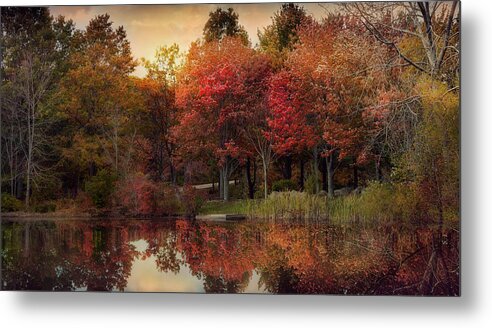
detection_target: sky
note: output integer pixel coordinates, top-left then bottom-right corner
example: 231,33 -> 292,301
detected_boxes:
50,3 -> 337,77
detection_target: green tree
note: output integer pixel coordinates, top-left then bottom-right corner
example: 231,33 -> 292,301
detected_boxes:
1,7 -> 75,207
137,44 -> 181,183
258,3 -> 309,69
58,14 -> 138,186
203,8 -> 249,45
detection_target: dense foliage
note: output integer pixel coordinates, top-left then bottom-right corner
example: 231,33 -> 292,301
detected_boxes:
1,3 -> 460,223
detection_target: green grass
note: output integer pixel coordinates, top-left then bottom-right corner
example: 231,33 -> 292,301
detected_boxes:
198,182 -> 458,225
198,199 -> 253,215
248,191 -> 329,222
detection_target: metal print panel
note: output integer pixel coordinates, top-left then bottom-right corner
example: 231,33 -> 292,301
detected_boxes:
0,2 -> 460,295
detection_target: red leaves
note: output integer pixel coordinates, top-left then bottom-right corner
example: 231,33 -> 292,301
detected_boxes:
267,70 -> 317,155
175,37 -> 272,166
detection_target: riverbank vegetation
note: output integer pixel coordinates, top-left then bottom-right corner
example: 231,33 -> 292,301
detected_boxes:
1,3 -> 459,224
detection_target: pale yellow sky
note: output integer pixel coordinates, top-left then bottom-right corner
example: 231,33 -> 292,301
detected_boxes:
50,3 -> 337,77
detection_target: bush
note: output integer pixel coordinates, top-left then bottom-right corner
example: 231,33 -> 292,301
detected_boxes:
31,177 -> 62,202
1,193 -> 22,212
85,169 -> 116,209
74,191 -> 93,212
271,179 -> 297,192
355,181 -> 418,223
116,173 -> 181,216
32,202 -> 57,213
180,185 -> 206,218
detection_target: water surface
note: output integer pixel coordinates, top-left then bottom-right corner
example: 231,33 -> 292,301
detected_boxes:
1,218 -> 459,295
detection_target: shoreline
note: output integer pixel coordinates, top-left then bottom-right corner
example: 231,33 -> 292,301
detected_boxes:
0,211 -> 183,221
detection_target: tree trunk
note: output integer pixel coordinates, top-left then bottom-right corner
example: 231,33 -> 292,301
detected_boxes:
245,158 -> 256,199
223,164 -> 229,201
281,155 -> 292,179
25,102 -> 34,208
353,165 -> 358,189
25,160 -> 31,208
299,158 -> 305,190
375,159 -> 382,182
89,161 -> 97,177
170,162 -> 177,185
219,169 -> 224,199
262,157 -> 268,199
114,128 -> 118,173
16,177 -> 23,200
327,153 -> 335,198
313,146 -> 319,194
320,156 -> 327,192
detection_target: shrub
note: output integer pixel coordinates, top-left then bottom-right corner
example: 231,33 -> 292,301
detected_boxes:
271,179 -> 298,192
1,193 -> 22,212
116,173 -> 181,216
31,177 -> 62,202
85,169 -> 116,209
180,185 -> 206,218
358,181 -> 397,220
33,202 -> 57,213
74,191 -> 93,212
355,181 -> 418,222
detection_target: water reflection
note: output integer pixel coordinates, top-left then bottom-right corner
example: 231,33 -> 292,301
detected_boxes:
0,218 -> 459,295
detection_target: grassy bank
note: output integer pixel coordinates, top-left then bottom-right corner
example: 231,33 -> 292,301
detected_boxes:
198,199 -> 252,215
198,182 -> 459,224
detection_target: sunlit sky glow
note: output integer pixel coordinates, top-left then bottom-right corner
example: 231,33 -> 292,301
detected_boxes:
50,3 -> 337,77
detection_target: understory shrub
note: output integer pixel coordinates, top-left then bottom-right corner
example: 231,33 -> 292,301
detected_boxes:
1,193 -> 22,212
271,179 -> 297,192
116,173 -> 181,216
32,202 -> 57,213
85,169 -> 116,208
357,181 -> 418,222
180,184 -> 207,218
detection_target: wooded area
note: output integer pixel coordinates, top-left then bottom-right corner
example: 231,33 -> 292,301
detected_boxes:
0,3 -> 460,222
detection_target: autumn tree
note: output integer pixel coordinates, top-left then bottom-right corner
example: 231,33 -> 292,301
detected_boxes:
175,37 -> 270,200
258,3 -> 312,184
58,14 -> 138,188
203,7 -> 249,45
137,44 -> 181,183
1,7 -> 75,206
240,55 -> 273,199
258,3 -> 309,69
267,70 -> 318,192
342,2 -> 460,218
343,1 -> 459,84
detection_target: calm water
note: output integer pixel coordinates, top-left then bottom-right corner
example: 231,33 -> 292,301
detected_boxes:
0,218 -> 459,295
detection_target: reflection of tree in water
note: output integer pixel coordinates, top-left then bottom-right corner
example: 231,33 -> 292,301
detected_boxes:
203,272 -> 251,294
250,223 -> 459,295
81,225 -> 138,291
175,220 -> 257,293
1,220 -> 139,291
256,245 -> 299,294
139,221 -> 182,274
1,219 -> 459,294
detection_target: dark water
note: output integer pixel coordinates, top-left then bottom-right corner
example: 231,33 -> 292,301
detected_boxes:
0,218 -> 459,295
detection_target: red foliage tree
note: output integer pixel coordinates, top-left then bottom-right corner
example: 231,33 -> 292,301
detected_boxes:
175,37 -> 271,200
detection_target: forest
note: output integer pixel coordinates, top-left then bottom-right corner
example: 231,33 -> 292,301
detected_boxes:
0,3 -> 460,223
